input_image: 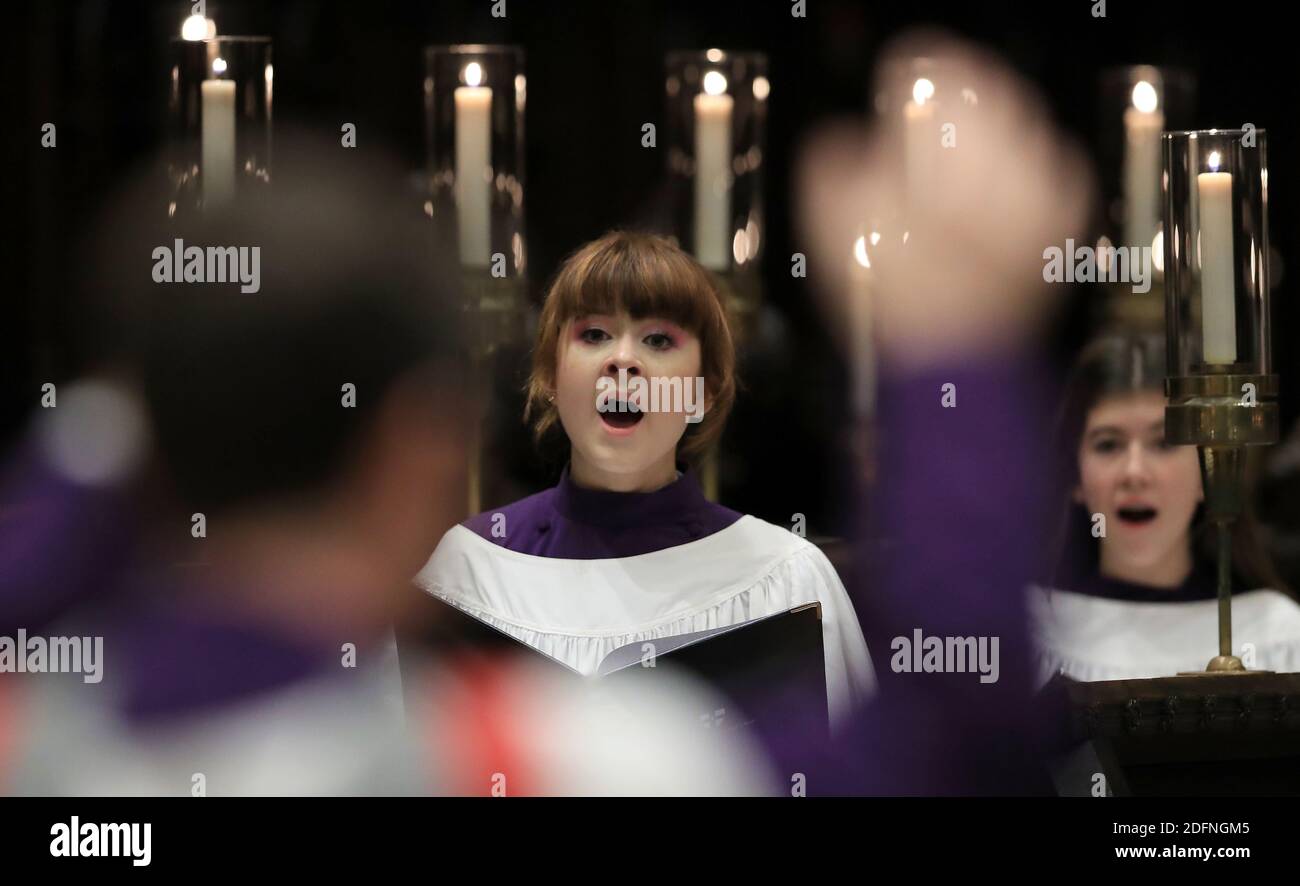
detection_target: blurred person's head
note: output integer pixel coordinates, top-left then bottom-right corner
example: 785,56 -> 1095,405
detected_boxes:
1052,333 -> 1285,593
523,231 -> 735,492
90,129 -> 466,632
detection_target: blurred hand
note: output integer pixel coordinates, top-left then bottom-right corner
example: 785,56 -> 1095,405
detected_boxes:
797,31 -> 1094,372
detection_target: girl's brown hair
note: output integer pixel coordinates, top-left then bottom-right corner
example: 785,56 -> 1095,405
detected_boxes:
524,231 -> 736,464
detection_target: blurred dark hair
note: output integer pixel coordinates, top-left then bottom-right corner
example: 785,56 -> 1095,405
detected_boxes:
1048,332 -> 1289,595
86,129 -> 463,516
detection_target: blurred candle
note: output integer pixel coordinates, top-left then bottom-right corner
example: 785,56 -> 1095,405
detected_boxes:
850,234 -> 877,417
455,62 -> 492,267
201,76 -> 236,210
903,77 -> 935,197
694,70 -> 733,271
1123,80 -> 1163,253
1198,151 -> 1237,364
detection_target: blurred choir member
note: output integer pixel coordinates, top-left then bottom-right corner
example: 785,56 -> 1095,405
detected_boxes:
8,136 -> 466,794
793,32 -> 1092,793
4,133 -> 775,796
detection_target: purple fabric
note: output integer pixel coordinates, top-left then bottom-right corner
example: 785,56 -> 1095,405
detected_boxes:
1067,562 -> 1218,603
757,353 -> 1069,794
103,572 -> 391,727
462,464 -> 742,559
0,436 -> 137,634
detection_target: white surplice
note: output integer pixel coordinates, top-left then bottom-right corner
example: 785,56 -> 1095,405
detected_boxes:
415,515 -> 877,729
1028,584 -> 1300,684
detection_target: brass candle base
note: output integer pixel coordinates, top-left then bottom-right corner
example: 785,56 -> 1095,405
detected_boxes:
1165,371 -> 1279,677
1175,657 -> 1267,676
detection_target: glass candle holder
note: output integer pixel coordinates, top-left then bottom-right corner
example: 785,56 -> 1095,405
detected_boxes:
665,50 -> 768,283
167,37 -> 272,217
424,45 -> 526,277
1163,129 -> 1273,393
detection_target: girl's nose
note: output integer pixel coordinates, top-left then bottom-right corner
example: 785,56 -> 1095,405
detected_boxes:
605,336 -> 642,377
1121,441 -> 1151,484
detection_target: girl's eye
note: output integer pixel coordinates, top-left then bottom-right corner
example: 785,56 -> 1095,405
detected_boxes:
579,327 -> 610,344
1093,438 -> 1121,455
644,332 -> 675,350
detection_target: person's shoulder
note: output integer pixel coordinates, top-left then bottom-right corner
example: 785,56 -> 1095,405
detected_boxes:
716,512 -> 814,555
1233,588 -> 1300,628
715,514 -> 848,588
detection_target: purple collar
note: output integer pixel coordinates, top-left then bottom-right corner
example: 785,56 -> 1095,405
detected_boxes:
461,462 -> 743,559
551,465 -> 706,530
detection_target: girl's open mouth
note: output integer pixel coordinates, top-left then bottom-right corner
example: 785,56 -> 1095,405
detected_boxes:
599,401 -> 644,431
1117,506 -> 1158,526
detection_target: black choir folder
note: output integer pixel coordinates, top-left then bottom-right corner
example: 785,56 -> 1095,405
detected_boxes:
422,597 -> 830,739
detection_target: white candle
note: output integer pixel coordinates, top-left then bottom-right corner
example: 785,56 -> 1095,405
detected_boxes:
902,78 -> 936,198
694,71 -> 733,271
849,235 -> 876,417
1198,155 -> 1237,364
454,63 -> 493,268
201,78 -> 237,210
1123,81 -> 1163,253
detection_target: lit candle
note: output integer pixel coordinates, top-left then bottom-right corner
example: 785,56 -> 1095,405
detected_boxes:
849,233 -> 877,417
902,77 -> 935,198
1123,79 -> 1164,253
694,70 -> 734,271
1197,150 -> 1237,364
454,62 -> 493,267
201,68 -> 237,210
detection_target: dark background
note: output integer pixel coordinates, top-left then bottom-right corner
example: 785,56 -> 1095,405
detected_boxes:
4,0 -> 1296,536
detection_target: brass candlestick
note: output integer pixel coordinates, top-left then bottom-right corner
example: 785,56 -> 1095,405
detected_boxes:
1165,371 -> 1278,672
1162,128 -> 1276,674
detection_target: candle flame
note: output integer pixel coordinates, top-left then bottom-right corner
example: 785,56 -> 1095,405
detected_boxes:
1207,150 -> 1222,172
464,62 -> 483,88
1152,228 -> 1164,274
912,78 -> 935,106
853,235 -> 871,269
181,15 -> 215,41
212,56 -> 228,75
703,70 -> 727,96
752,76 -> 770,101
1131,80 -> 1158,114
